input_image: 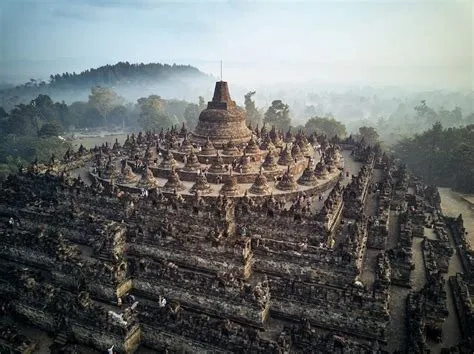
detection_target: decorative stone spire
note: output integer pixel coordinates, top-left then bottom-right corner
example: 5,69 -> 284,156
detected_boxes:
239,152 -> 252,174
260,135 -> 275,152
244,135 -> 260,155
102,156 -> 120,181
158,150 -> 178,170
208,151 -> 226,174
118,163 -> 139,184
270,126 -> 283,147
137,166 -> 159,189
163,167 -> 185,192
284,128 -> 293,143
261,151 -> 278,171
249,169 -> 272,195
200,137 -> 217,156
112,138 -> 121,151
179,136 -> 193,154
291,143 -> 304,161
297,134 -> 313,156
220,175 -> 240,197
190,172 -> 212,195
276,167 -> 298,191
297,159 -> 318,186
182,149 -> 201,172
314,161 -> 328,179
260,123 -> 268,138
179,122 -> 188,138
144,144 -> 157,164
277,145 -> 294,166
223,139 -> 239,156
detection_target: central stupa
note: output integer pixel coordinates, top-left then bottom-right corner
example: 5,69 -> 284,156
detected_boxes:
190,81 -> 252,148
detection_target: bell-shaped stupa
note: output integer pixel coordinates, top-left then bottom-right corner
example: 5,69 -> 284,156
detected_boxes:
249,168 -> 272,195
190,81 -> 252,148
220,174 -> 240,197
163,167 -> 185,192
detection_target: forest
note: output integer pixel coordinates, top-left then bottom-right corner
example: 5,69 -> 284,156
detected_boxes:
393,123 -> 474,193
0,62 -> 211,111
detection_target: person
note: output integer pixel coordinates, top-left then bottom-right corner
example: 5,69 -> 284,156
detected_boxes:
107,345 -> 114,354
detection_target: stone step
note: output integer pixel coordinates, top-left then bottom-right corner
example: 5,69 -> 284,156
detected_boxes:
54,332 -> 68,345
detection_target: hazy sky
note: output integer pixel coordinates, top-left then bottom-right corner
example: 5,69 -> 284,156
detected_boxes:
0,0 -> 472,89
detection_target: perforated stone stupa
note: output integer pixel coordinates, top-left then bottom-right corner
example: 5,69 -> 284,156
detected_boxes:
190,81 -> 252,147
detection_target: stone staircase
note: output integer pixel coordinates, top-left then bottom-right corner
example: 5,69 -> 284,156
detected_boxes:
53,331 -> 68,347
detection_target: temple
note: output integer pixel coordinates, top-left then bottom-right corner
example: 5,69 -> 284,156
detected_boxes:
0,80 -> 472,353
190,81 -> 252,147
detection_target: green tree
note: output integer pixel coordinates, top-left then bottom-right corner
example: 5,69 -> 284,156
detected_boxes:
38,122 -> 61,137
244,91 -> 263,127
88,86 -> 124,129
394,123 -> 474,193
137,95 -> 177,131
0,107 -> 8,118
184,103 -> 200,129
414,100 -> 437,124
304,117 -> 346,138
198,96 -> 206,111
264,100 -> 291,131
108,105 -> 129,129
358,126 -> 379,146
68,101 -> 102,129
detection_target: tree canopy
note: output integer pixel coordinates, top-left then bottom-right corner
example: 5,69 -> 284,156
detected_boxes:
358,126 -> 379,146
137,95 -> 178,131
304,117 -> 346,138
244,91 -> 263,127
264,100 -> 291,131
393,123 -> 474,193
88,86 -> 124,129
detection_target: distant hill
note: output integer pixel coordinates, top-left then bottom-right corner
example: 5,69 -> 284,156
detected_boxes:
0,62 -> 213,110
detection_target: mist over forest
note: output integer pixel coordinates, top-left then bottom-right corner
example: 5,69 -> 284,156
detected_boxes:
2,62 -> 473,143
